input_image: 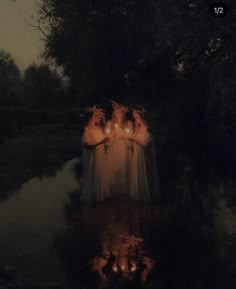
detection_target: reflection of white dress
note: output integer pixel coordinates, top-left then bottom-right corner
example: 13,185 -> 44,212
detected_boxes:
106,122 -> 131,198
81,126 -> 107,201
131,125 -> 151,200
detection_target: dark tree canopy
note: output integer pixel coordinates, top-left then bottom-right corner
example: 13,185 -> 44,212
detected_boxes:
37,0 -> 235,105
37,0 -> 157,105
23,64 -> 62,107
0,50 -> 22,106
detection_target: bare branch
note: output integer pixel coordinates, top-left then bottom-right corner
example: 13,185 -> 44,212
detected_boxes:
21,16 -> 49,40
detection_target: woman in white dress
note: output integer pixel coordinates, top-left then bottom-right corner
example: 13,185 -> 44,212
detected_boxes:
104,101 -> 132,199
81,106 -> 110,201
129,107 -> 152,200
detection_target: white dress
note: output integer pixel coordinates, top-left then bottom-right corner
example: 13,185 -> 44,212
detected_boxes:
105,121 -> 131,199
131,124 -> 151,200
81,125 -> 107,201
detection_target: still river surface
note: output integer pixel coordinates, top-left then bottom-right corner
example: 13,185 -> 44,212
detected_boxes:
0,159 -> 235,289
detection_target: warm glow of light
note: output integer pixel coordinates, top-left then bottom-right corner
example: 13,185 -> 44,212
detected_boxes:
91,234 -> 154,283
105,128 -> 111,134
112,264 -> 118,272
131,263 -> 137,272
114,123 -> 119,129
125,128 -> 130,134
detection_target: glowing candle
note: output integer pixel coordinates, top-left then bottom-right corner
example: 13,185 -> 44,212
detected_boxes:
125,128 -> 130,134
121,265 -> 125,271
114,123 -> 119,129
112,264 -> 118,272
105,128 -> 111,134
131,263 -> 137,272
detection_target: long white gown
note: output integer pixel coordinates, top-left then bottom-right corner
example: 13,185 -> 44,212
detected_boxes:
105,121 -> 131,199
81,125 -> 107,201
131,124 -> 151,200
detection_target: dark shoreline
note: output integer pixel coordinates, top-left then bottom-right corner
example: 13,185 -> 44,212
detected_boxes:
0,125 -> 82,200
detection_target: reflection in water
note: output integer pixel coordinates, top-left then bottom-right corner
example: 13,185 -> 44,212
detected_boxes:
0,158 -> 235,288
60,201 -> 159,288
92,234 -> 154,285
60,196 -> 236,289
90,204 -> 156,286
0,158 -> 80,283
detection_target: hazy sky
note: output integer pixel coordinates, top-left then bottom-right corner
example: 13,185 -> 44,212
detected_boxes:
0,0 -> 43,70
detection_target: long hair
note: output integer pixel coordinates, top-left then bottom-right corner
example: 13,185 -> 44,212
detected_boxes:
132,106 -> 148,128
85,105 -> 105,125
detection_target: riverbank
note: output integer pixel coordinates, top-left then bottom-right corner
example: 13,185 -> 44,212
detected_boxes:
0,125 -> 81,199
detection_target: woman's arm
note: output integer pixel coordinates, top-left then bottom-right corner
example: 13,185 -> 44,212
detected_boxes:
82,126 -> 110,147
131,131 -> 151,147
83,136 -> 110,148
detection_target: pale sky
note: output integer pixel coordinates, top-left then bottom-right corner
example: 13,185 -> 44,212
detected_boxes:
0,0 -> 44,70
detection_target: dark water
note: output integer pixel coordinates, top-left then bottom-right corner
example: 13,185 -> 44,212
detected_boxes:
0,158 -> 235,289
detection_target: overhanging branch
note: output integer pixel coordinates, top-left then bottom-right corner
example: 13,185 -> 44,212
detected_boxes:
21,16 -> 49,41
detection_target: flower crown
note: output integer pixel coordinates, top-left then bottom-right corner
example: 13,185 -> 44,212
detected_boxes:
85,105 -> 105,121
111,101 -> 129,114
132,105 -> 146,115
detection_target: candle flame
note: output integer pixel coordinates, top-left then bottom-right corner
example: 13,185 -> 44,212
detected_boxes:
114,123 -> 119,129
131,263 -> 137,272
125,128 -> 130,134
112,264 -> 118,272
105,128 -> 111,134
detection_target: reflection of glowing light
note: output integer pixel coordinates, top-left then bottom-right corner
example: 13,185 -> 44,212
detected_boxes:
112,265 -> 118,272
92,235 -> 154,283
105,128 -> 111,134
125,128 -> 130,134
114,123 -> 119,129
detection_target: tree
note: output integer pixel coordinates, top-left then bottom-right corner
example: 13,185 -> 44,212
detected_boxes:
0,50 -> 22,106
36,0 -> 156,105
36,0 -> 236,109
23,64 -> 62,107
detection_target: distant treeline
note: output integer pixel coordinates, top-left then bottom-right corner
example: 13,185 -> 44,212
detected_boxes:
0,49 -> 72,108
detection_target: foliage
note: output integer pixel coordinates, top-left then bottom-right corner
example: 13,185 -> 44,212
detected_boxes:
37,0 -> 235,100
37,0 -> 156,104
0,50 -> 22,106
23,63 -> 62,107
